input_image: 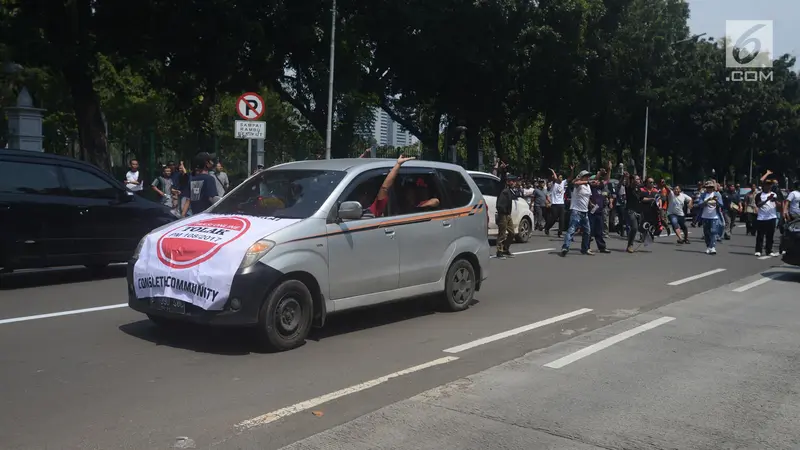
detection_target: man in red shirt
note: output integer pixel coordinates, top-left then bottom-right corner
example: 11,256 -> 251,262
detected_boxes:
363,154 -> 416,218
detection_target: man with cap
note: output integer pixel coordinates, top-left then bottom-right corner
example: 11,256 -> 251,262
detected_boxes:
754,171 -> 779,257
495,167 -> 515,259
560,168 -> 594,256
179,152 -> 219,217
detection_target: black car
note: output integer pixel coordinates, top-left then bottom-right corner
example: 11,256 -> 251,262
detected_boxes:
0,149 -> 176,272
782,218 -> 800,266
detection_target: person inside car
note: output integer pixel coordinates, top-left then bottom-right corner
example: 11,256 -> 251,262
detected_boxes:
400,177 -> 441,213
359,154 -> 415,218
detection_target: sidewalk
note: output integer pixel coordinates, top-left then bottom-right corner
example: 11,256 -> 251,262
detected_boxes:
280,272 -> 800,450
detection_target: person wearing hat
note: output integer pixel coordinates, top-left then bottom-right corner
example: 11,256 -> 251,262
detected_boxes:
560,168 -> 594,256
698,180 -> 723,254
179,152 -> 219,217
495,166 -> 515,259
754,171 -> 779,257
587,162 -> 613,253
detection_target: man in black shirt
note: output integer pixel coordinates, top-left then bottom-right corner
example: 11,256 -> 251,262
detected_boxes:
623,172 -> 655,253
495,170 -> 515,259
180,152 -> 219,217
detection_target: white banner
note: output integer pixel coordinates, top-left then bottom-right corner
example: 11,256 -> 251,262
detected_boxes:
133,213 -> 299,310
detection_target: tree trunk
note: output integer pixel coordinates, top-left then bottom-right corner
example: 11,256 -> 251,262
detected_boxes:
492,126 -> 505,162
466,122 -> 480,170
64,63 -> 110,171
539,111 -> 554,172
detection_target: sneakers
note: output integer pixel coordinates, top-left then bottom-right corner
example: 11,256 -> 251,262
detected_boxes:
599,248 -> 612,254
755,252 -> 762,257
582,250 -> 595,256
559,248 -> 568,257
626,246 -> 635,253
504,252 -> 516,258
767,252 -> 777,258
710,247 -> 717,255
495,253 -> 506,259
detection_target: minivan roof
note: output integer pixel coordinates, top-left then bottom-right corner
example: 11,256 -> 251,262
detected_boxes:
270,158 -> 468,172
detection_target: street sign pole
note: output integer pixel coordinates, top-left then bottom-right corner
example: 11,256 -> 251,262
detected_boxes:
247,139 -> 252,174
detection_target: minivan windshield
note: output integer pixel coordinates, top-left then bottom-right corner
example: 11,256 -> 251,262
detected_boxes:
210,169 -> 345,219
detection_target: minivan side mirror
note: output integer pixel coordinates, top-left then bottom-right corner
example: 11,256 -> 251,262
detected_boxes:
338,201 -> 363,221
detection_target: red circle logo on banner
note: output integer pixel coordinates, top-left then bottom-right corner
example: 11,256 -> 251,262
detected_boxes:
156,216 -> 252,269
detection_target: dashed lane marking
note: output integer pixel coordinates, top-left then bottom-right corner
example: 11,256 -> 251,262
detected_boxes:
0,304 -> 128,325
443,308 -> 593,354
234,356 -> 459,431
544,316 -> 676,369
667,268 -> 727,286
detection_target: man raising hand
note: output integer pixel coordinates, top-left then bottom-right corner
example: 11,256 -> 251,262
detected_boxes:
365,154 -> 416,218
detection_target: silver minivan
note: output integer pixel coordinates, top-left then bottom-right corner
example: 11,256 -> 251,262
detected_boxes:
127,157 -> 490,351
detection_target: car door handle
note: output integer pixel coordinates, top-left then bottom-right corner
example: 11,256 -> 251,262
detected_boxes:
384,228 -> 395,237
442,220 -> 451,227
77,206 -> 91,215
0,203 -> 9,211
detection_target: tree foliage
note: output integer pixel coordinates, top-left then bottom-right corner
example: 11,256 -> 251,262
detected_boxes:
1,0 -> 797,183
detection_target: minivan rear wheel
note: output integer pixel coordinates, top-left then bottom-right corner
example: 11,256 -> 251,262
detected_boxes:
442,258 -> 476,312
256,279 -> 313,352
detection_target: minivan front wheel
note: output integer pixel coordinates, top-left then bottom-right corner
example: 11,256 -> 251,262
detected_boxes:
442,259 -> 476,312
256,279 -> 313,352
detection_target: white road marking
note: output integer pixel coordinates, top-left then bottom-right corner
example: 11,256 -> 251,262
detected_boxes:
0,303 -> 128,325
733,274 -> 784,293
667,268 -> 727,286
443,308 -> 593,354
234,356 -> 459,431
758,255 -> 775,260
490,248 -> 554,258
544,316 -> 676,369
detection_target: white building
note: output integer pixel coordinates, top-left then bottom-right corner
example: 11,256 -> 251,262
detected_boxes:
369,108 -> 417,147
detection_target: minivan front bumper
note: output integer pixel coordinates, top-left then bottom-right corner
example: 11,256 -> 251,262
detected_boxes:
127,260 -> 283,326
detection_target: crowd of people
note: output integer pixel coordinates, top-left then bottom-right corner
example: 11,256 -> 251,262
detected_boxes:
494,162 -> 800,258
123,152 -> 230,217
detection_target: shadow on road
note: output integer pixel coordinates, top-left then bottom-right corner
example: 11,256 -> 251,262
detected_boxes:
761,268 -> 800,284
0,265 -> 127,290
119,294 -> 470,355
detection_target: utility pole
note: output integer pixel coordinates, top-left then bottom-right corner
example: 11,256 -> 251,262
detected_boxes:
642,105 -> 649,180
324,0 -> 337,159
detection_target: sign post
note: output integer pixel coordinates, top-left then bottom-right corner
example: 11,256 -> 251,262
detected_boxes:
236,92 -> 266,173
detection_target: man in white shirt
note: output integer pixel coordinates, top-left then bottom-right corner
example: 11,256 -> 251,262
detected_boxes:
125,159 -> 144,194
755,178 -> 779,257
667,185 -> 692,244
784,181 -> 800,222
560,170 -> 594,256
544,168 -> 567,237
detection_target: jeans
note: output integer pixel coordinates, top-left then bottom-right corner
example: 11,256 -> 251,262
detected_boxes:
616,205 -> 628,234
562,210 -> 591,253
589,213 -> 607,250
703,218 -> 720,248
669,214 -> 688,239
627,210 -> 640,247
755,219 -> 776,254
533,205 -> 545,230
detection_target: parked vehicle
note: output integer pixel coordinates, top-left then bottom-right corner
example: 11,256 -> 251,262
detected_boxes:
0,149 -> 177,273
128,158 -> 491,351
782,218 -> 800,266
467,171 -> 534,243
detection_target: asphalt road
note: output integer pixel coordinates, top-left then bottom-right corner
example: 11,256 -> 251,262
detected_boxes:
282,265 -> 800,450
0,228 -> 793,450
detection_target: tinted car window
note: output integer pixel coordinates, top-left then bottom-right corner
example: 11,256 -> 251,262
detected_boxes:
211,169 -> 345,219
62,167 -> 120,199
342,173 -> 395,219
471,175 -> 501,197
438,169 -> 473,207
394,172 -> 443,215
0,161 -> 64,195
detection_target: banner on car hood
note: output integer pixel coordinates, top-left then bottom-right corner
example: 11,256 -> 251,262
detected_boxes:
133,213 -> 299,310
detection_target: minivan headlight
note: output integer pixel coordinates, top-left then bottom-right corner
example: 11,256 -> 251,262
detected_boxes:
240,240 -> 276,268
788,222 -> 800,233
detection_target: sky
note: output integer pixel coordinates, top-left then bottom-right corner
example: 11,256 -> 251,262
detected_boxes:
686,0 -> 799,60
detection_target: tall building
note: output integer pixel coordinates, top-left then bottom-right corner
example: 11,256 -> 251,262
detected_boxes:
369,108 -> 417,147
